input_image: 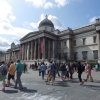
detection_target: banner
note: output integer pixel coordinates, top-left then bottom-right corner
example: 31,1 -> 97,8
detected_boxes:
40,41 -> 43,53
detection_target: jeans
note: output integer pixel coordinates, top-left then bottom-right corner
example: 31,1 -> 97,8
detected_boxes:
41,71 -> 45,79
15,72 -> 23,89
78,72 -> 82,82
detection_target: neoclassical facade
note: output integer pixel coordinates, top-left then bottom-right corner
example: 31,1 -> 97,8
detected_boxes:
1,16 -> 100,65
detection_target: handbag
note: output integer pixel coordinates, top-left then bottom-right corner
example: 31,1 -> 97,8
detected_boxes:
71,70 -> 74,74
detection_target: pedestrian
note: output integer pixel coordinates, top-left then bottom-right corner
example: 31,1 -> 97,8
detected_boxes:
14,59 -> 24,90
85,61 -> 93,82
0,61 -> 8,91
77,62 -> 84,85
6,61 -> 16,87
45,60 -> 55,85
55,63 -> 60,78
60,62 -> 67,81
65,63 -> 69,80
69,63 -> 74,80
40,62 -> 46,80
23,63 -> 27,73
38,63 -> 41,76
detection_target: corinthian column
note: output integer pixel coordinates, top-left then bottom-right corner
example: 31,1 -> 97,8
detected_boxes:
34,40 -> 36,60
53,40 -> 55,59
48,39 -> 50,60
42,38 -> 45,60
31,41 -> 33,60
97,32 -> 100,58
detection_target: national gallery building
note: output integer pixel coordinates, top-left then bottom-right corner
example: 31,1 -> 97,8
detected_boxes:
0,16 -> 100,65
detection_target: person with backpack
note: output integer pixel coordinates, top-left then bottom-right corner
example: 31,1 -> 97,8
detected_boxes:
77,62 -> 84,85
0,61 -> 8,91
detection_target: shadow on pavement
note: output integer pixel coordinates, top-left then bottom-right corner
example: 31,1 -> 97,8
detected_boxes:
20,87 -> 37,93
53,81 -> 69,87
3,90 -> 18,94
83,85 -> 100,91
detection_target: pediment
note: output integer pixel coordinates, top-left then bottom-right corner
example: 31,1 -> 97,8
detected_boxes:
20,31 -> 39,41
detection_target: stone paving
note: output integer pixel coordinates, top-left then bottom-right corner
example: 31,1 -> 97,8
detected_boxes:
0,69 -> 100,100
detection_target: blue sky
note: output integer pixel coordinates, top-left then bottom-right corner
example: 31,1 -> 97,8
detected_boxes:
0,0 -> 100,51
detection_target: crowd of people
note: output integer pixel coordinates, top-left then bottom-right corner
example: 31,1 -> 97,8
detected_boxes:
0,60 -> 24,91
35,60 -> 94,85
0,59 -> 95,91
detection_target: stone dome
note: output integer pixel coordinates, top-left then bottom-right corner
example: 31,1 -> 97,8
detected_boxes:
39,15 -> 54,28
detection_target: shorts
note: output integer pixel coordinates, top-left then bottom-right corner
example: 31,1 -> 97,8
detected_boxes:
8,74 -> 15,80
0,75 -> 6,81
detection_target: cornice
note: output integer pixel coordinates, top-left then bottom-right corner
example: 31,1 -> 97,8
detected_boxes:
73,24 -> 96,35
73,43 -> 98,48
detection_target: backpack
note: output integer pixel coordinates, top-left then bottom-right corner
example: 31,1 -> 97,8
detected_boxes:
81,65 -> 85,72
1,66 -> 7,76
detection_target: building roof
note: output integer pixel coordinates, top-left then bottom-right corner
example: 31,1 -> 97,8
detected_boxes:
38,15 -> 54,28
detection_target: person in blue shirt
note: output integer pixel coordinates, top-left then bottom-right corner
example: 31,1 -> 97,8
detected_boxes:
40,62 -> 46,80
46,60 -> 55,85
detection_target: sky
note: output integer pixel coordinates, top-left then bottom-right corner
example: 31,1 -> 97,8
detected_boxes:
0,0 -> 100,51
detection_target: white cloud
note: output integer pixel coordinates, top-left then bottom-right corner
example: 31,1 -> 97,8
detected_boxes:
25,0 -> 46,8
44,2 -> 54,9
89,16 -> 100,23
48,15 -> 64,29
0,1 -> 16,23
0,1 -> 33,51
12,37 -> 20,44
25,0 -> 70,8
30,14 -> 64,29
54,0 -> 69,7
0,22 -> 32,37
0,37 -> 11,51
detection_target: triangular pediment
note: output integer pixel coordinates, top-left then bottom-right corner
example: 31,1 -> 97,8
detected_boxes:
20,31 -> 40,41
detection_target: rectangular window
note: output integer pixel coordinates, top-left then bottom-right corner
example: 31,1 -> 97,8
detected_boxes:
59,42 -> 61,47
58,53 -> 61,60
74,52 -> 77,60
93,50 -> 98,59
83,38 -> 86,45
63,52 -> 68,61
64,40 -> 67,46
93,36 -> 97,43
82,51 -> 87,60
73,40 -> 76,46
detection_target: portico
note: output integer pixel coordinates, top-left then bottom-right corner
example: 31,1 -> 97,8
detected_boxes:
20,32 -> 58,63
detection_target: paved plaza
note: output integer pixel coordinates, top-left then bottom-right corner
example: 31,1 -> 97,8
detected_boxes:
0,69 -> 100,100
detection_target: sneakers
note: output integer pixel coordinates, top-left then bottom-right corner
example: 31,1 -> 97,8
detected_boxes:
79,81 -> 84,85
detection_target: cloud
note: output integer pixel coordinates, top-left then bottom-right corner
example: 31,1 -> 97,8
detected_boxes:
12,37 -> 20,44
25,0 -> 46,8
89,16 -> 100,23
54,0 -> 69,7
0,1 -> 16,23
44,2 -> 54,9
30,14 -> 64,29
25,0 -> 70,9
48,15 -> 64,29
0,1 -> 33,51
0,37 -> 11,51
0,22 -> 32,37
